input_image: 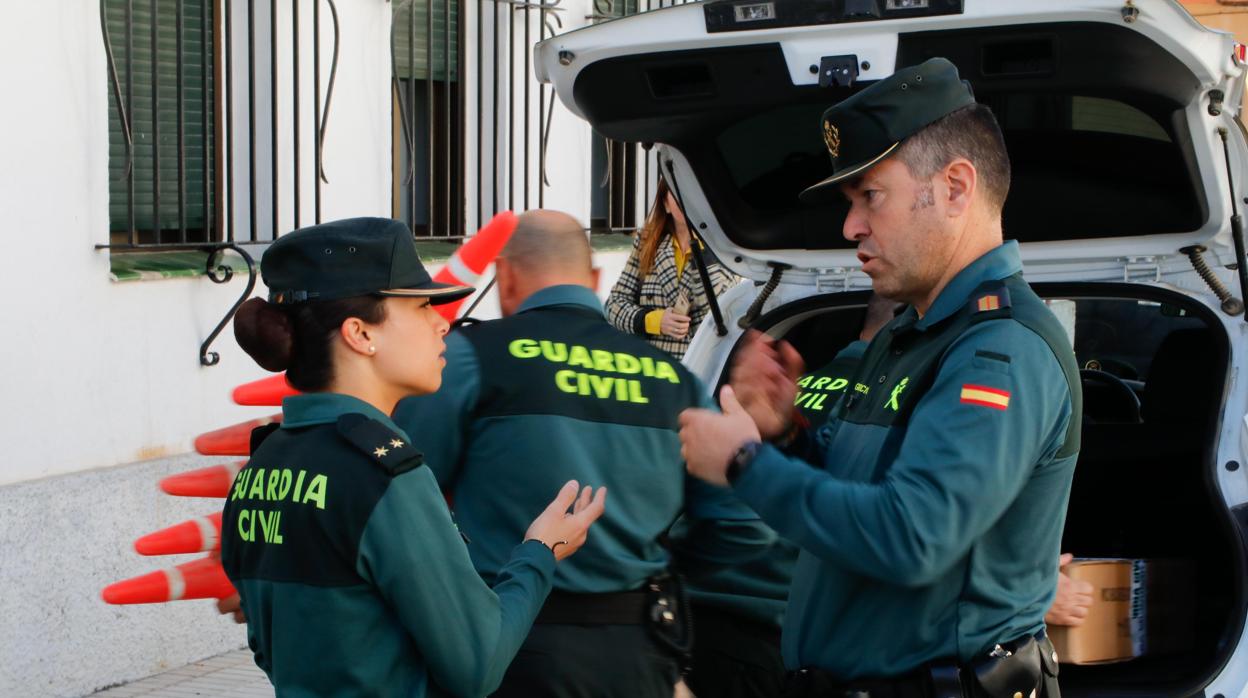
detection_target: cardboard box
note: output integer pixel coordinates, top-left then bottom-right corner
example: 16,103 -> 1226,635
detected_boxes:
1048,559 -> 1142,664
1048,558 -> 1196,665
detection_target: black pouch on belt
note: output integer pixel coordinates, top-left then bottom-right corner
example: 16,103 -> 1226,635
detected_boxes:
1036,635 -> 1060,698
645,572 -> 694,666
967,634 -> 1043,698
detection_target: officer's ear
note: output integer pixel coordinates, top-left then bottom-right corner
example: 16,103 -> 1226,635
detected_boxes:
338,315 -> 375,357
496,257 -> 521,316
941,158 -> 976,218
589,267 -> 601,293
496,257 -> 514,293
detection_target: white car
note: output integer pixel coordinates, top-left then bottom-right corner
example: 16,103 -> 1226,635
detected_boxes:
539,1 -> 1248,695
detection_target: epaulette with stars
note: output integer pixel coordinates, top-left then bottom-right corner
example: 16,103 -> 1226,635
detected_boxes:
335,413 -> 425,476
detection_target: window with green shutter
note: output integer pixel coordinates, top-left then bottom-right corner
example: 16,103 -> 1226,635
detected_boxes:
392,0 -> 458,83
392,0 -> 462,238
105,0 -> 216,246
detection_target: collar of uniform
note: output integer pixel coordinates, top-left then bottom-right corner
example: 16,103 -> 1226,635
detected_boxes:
281,392 -> 411,438
913,241 -> 1022,331
516,284 -> 604,317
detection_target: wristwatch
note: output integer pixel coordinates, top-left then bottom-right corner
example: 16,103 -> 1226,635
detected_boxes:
726,441 -> 762,485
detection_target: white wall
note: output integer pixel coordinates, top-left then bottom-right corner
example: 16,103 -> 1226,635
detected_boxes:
0,2 -> 621,694
0,1 -> 392,488
0,0 -> 605,487
462,0 -> 596,231
0,3 -> 397,694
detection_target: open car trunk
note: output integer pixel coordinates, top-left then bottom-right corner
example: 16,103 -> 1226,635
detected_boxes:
726,285 -> 1242,697
539,3 -> 1243,280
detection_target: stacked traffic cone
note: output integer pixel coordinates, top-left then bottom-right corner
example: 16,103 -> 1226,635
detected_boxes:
159,461 -> 245,498
432,210 -> 517,321
232,374 -> 299,406
102,556 -> 235,605
194,414 -> 282,456
134,513 -> 224,556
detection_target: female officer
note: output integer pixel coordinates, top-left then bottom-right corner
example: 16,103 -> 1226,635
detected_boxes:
220,217 -> 606,697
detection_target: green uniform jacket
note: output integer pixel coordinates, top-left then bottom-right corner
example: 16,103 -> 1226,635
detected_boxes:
734,242 -> 1082,678
393,285 -> 772,594
220,394 -> 556,697
679,341 -> 868,627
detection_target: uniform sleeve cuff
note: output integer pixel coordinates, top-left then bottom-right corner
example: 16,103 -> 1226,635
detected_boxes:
731,442 -> 815,515
514,539 -> 558,575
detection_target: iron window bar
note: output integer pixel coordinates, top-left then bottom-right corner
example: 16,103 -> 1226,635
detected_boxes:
393,0 -> 487,239
97,0 -> 341,367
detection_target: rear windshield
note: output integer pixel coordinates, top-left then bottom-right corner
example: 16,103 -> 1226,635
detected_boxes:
720,96 -> 1173,195
715,91 -> 1199,248
574,21 -> 1209,250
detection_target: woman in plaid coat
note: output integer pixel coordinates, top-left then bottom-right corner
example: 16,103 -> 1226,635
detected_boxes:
605,178 -> 739,360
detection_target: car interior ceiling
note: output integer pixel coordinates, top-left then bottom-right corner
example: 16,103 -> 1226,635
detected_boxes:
573,21 -> 1209,251
744,287 -> 1238,695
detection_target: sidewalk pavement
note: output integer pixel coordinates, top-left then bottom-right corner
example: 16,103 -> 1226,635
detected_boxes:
89,649 -> 272,698
88,649 -> 697,697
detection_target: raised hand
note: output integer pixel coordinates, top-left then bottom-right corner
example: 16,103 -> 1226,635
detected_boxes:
524,480 -> 608,561
730,331 -> 805,439
679,385 -> 762,486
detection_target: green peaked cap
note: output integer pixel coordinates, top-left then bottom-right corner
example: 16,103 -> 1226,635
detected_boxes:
262,217 -> 473,305
801,57 -> 976,203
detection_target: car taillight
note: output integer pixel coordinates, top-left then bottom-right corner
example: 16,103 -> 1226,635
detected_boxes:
1235,42 -> 1247,66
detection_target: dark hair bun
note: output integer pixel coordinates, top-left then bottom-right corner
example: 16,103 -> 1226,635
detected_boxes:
233,297 -> 294,372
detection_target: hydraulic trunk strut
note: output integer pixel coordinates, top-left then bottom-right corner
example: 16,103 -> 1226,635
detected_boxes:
663,159 -> 728,337
1218,125 -> 1248,321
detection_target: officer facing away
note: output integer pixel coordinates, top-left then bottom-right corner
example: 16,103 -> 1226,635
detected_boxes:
393,210 -> 773,698
678,293 -> 901,698
679,58 -> 1080,698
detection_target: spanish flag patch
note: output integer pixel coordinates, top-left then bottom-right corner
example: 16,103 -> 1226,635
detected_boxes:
976,295 -> 1001,312
960,384 -> 1010,410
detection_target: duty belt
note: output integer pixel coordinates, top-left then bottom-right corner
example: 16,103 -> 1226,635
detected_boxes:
534,589 -> 650,625
783,633 -> 1060,698
533,575 -> 695,668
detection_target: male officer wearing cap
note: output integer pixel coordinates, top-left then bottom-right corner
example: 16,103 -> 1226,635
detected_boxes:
393,210 -> 772,698
679,58 -> 1080,698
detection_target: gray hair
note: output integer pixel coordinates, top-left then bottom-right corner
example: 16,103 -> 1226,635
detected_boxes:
895,103 -> 1011,212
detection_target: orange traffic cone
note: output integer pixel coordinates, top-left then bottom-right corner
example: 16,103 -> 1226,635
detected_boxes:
134,512 -> 223,556
232,373 -> 300,406
101,556 -> 235,604
159,461 -> 246,498
194,414 -> 282,456
433,211 -> 518,320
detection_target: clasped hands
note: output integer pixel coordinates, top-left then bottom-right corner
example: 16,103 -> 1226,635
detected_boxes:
679,331 -> 805,485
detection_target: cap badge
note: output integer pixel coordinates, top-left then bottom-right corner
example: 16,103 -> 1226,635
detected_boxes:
822,120 -> 841,159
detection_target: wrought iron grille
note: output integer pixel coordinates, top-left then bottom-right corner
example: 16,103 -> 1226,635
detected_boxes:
98,0 -> 341,365
391,0 -> 697,240
100,0 -> 340,251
